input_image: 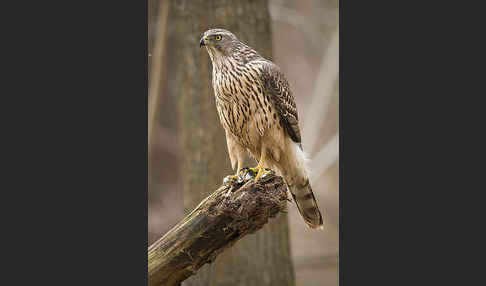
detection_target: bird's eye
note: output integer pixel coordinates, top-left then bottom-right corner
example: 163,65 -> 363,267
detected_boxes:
215,35 -> 222,41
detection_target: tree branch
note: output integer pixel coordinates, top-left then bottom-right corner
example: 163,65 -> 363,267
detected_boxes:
148,170 -> 289,286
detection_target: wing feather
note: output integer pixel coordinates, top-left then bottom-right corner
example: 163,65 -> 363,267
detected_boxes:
260,62 -> 302,143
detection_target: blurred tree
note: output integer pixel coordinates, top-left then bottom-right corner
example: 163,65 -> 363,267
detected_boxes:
148,0 -> 184,244
164,0 -> 296,285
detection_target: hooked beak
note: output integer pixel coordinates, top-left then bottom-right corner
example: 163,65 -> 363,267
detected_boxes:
199,36 -> 207,47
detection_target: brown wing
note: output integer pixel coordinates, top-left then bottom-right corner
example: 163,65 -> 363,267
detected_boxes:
260,61 -> 302,143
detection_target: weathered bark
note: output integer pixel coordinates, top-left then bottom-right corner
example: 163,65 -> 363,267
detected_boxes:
148,173 -> 288,286
169,0 -> 296,285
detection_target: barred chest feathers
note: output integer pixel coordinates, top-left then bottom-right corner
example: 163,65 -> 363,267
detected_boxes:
211,58 -> 279,149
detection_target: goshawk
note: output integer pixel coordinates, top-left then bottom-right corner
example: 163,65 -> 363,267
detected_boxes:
200,28 -> 323,228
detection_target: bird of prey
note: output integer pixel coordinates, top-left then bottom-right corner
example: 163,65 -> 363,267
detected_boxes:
200,28 -> 323,229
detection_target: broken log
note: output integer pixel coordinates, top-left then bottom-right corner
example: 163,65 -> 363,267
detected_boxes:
148,169 -> 288,286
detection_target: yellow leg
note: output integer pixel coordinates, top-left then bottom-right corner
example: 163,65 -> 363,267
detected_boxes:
235,160 -> 243,177
253,150 -> 266,181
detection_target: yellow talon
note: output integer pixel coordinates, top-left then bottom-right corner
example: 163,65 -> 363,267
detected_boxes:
226,174 -> 238,180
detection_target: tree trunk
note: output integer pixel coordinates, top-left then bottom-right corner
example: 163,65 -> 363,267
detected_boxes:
148,0 -> 185,244
168,0 -> 296,285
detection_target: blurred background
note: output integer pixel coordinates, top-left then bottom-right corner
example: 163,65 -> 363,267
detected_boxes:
148,0 -> 338,285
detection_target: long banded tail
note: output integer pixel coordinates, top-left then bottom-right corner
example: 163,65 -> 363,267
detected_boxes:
290,179 -> 324,229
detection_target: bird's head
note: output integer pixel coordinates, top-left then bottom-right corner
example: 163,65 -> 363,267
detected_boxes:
200,28 -> 238,56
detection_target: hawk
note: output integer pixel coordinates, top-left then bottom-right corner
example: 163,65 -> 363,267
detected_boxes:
200,28 -> 323,229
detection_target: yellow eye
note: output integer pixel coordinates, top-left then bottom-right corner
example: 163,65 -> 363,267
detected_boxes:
215,35 -> 222,41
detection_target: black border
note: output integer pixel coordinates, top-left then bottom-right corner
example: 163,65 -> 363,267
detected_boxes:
8,0 -> 458,284
8,1 -> 148,285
